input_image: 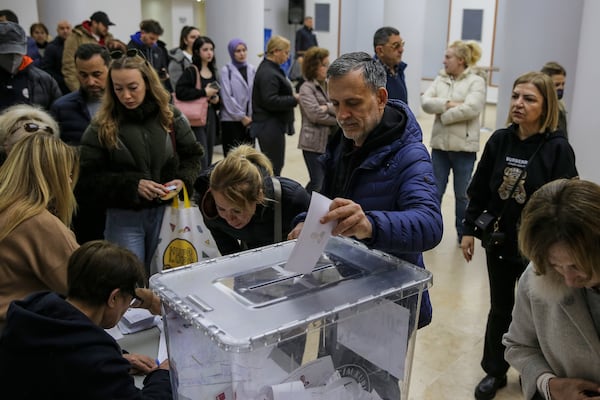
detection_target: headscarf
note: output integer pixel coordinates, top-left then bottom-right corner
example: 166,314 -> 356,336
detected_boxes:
228,38 -> 247,69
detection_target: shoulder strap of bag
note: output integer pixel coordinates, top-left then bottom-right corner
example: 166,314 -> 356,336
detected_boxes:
271,177 -> 282,243
496,136 -> 547,222
191,65 -> 201,90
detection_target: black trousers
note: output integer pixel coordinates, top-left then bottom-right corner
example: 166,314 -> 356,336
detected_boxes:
253,118 -> 286,176
481,248 -> 528,377
221,121 -> 254,156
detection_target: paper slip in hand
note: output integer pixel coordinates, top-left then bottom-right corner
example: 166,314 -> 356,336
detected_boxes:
285,192 -> 334,274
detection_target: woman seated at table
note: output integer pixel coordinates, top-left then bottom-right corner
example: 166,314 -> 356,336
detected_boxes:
503,178 -> 600,400
0,240 -> 172,399
194,144 -> 310,255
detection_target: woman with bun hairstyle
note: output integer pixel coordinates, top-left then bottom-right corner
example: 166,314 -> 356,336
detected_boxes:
194,144 -> 310,255
421,40 -> 486,244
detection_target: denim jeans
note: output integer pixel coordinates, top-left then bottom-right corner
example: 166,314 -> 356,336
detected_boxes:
104,206 -> 165,278
431,149 -> 476,239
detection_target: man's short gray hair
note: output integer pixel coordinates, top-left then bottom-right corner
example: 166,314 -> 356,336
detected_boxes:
327,52 -> 386,93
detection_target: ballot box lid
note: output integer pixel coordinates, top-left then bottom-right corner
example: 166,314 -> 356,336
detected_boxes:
150,236 -> 431,351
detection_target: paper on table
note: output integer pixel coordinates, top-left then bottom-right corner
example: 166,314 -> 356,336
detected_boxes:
285,192 -> 334,274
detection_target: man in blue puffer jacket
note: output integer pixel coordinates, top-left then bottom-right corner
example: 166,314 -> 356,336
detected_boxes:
290,51 -> 442,399
291,50 -> 442,327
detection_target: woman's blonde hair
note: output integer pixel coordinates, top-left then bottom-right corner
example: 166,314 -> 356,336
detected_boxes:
0,104 -> 59,148
94,54 -> 173,149
209,144 -> 274,210
0,134 -> 79,241
505,71 -> 559,132
266,35 -> 291,56
448,40 -> 482,67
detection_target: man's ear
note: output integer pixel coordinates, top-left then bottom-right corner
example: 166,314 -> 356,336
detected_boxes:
377,87 -> 388,110
107,288 -> 121,309
374,45 -> 383,57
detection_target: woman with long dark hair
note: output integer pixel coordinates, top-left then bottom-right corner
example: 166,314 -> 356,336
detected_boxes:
176,36 -> 220,170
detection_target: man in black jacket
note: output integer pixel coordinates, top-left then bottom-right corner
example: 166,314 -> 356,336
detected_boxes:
0,21 -> 61,111
128,19 -> 172,92
40,20 -> 72,94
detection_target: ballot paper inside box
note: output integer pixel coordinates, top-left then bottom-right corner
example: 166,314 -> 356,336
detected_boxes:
149,236 -> 432,400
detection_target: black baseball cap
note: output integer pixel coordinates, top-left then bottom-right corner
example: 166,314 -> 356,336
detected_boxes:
90,11 -> 115,26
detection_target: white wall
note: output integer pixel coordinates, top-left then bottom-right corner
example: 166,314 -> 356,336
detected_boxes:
305,0 -> 339,58
569,0 -> 600,183
141,0 -> 173,47
494,0 -> 583,130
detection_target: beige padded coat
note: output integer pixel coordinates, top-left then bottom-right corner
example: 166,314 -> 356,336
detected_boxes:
421,68 -> 486,153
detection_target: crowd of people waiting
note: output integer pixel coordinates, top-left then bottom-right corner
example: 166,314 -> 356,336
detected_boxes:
0,6 -> 593,400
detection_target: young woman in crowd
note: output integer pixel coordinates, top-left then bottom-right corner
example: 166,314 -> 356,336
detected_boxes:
78,49 -> 203,277
219,38 -> 255,156
421,40 -> 486,244
167,25 -> 200,90
175,36 -> 220,170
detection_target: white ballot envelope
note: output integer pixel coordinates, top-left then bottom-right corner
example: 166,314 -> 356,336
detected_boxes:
285,192 -> 334,274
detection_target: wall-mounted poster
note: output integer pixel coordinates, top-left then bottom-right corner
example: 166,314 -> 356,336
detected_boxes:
462,9 -> 483,41
315,3 -> 330,32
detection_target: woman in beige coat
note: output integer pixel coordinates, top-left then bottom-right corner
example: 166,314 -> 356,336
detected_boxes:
421,40 -> 486,243
297,47 -> 337,192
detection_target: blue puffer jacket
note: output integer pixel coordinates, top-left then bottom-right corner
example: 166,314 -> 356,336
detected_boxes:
299,100 -> 443,328
50,89 -> 91,145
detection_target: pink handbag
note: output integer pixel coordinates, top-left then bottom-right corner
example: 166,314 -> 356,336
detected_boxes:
172,65 -> 208,127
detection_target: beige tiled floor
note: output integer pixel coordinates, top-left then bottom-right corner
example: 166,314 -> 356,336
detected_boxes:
266,105 -> 523,400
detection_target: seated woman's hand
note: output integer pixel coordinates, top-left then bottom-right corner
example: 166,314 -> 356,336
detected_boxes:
134,288 -> 162,315
123,352 -> 158,375
549,377 -> 600,400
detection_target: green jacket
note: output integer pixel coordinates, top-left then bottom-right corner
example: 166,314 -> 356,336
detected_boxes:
78,105 -> 203,210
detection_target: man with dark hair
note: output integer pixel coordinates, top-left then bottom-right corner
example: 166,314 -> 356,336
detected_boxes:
40,20 -> 72,94
373,26 -> 408,104
0,9 -> 18,23
51,43 -> 111,244
0,21 -> 61,111
292,16 -> 318,91
0,240 -> 172,399
62,11 -> 117,92
51,43 -> 110,145
128,19 -> 171,91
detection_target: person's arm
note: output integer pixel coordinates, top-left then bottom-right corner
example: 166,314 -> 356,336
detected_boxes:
440,75 -> 486,125
175,66 -> 206,100
420,76 -> 445,115
503,267 -> 561,400
77,125 -> 147,209
280,178 -> 311,239
364,143 -> 442,253
298,83 -> 337,126
27,213 -> 78,295
61,35 -> 80,92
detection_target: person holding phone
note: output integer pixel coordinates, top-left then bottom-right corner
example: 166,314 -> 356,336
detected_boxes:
176,36 -> 220,170
77,49 -> 203,278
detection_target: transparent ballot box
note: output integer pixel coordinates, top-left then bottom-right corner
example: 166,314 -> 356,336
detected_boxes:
150,236 -> 432,400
